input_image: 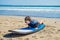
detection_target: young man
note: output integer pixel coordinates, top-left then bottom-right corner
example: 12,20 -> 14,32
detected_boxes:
25,16 -> 43,28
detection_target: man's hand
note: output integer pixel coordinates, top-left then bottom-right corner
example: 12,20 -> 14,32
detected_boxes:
40,20 -> 43,24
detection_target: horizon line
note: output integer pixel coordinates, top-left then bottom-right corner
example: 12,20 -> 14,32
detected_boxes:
0,5 -> 60,7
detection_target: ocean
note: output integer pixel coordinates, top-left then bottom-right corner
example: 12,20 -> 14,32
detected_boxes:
0,6 -> 60,18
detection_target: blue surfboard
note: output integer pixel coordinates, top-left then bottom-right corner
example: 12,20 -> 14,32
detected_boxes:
9,24 -> 45,34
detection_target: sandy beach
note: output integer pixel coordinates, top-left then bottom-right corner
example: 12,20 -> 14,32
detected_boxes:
0,16 -> 60,40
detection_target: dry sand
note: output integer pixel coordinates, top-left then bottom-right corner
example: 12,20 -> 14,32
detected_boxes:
0,16 -> 60,40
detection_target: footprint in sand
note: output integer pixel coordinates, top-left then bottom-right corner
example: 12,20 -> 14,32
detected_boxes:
16,37 -> 23,40
58,29 -> 60,31
54,22 -> 56,23
56,29 -> 60,34
18,21 -> 23,23
40,36 -> 44,38
0,38 -> 3,40
0,31 -> 1,34
32,36 -> 38,39
24,38 -> 29,40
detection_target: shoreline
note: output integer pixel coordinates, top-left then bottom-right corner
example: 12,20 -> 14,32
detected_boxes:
0,15 -> 60,18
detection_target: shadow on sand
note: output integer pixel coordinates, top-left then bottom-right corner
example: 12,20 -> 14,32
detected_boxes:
3,24 -> 45,38
3,33 -> 30,38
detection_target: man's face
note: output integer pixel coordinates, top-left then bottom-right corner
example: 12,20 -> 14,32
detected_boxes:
25,20 -> 30,24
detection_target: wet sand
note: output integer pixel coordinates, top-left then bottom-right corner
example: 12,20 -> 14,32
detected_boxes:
0,16 -> 60,40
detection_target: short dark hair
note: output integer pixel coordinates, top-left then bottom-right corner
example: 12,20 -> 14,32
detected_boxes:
25,16 -> 31,21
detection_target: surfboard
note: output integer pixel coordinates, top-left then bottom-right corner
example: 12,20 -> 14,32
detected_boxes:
9,23 -> 45,34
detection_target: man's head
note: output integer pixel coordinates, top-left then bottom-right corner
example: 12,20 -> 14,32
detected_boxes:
25,16 -> 31,24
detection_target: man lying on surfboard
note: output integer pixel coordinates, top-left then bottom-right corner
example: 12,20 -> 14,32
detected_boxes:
25,16 -> 43,28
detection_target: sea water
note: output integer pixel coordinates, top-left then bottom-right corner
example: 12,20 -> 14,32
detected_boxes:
0,7 -> 60,18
